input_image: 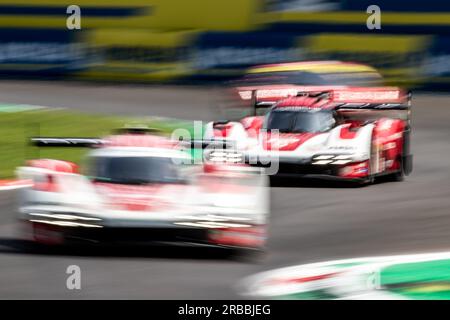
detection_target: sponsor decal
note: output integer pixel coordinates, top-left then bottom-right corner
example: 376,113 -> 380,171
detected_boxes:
94,183 -> 174,211
239,89 -> 306,101
333,90 -> 400,102
327,145 -> 356,150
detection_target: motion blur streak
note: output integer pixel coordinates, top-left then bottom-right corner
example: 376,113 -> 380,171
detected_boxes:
0,0 -> 449,301
0,86 -> 449,298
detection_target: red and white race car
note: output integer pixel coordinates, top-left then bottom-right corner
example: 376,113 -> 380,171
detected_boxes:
204,62 -> 413,183
15,128 -> 269,252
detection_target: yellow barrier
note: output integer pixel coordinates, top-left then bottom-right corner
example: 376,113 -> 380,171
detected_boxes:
0,0 -> 263,31
75,29 -> 198,81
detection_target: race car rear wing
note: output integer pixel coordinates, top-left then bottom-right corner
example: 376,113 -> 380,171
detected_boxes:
329,89 -> 412,123
249,90 -> 277,116
30,125 -> 162,147
290,87 -> 411,107
243,87 -> 411,115
331,88 -> 411,110
178,139 -> 236,150
30,137 -> 104,147
30,137 -> 236,150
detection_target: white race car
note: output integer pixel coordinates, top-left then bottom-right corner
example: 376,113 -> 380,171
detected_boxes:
16,130 -> 269,252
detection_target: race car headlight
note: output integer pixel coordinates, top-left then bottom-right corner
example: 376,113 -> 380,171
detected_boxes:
27,212 -> 103,228
207,150 -> 244,163
312,155 -> 353,165
29,219 -> 103,228
28,212 -> 102,221
173,214 -> 253,229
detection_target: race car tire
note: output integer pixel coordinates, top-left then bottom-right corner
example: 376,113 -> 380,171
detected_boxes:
388,156 -> 405,182
361,175 -> 375,185
403,154 -> 413,175
31,222 -> 65,246
388,131 -> 409,182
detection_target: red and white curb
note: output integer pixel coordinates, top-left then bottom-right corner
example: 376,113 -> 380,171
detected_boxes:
237,251 -> 450,300
0,179 -> 32,191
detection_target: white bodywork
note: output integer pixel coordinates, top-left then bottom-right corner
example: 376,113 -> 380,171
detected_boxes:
16,147 -> 269,240
203,121 -> 374,165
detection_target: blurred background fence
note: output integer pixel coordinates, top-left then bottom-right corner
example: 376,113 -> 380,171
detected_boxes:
0,0 -> 450,90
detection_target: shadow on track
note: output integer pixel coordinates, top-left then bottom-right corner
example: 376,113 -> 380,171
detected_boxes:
0,237 -> 263,263
269,176 -> 363,188
269,175 -> 400,189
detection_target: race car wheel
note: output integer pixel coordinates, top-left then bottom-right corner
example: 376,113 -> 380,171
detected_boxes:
362,175 -> 375,185
389,156 -> 405,182
32,222 -> 65,246
390,129 -> 413,181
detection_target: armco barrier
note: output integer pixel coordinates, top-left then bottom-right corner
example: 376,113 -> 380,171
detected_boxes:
0,28 -> 86,76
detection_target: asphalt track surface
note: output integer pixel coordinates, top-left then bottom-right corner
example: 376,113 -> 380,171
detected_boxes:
0,81 -> 450,299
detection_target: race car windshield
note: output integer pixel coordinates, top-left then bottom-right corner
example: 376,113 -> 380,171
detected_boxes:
88,156 -> 183,185
266,109 -> 335,133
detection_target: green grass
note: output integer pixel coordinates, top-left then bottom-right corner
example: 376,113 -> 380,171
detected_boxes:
0,108 -> 195,179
